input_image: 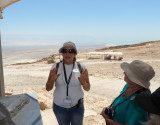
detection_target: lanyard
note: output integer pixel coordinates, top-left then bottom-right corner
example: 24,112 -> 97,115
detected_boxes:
112,87 -> 147,111
63,62 -> 75,96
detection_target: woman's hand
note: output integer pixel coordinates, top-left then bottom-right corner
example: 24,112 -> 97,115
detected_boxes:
50,68 -> 60,82
100,107 -> 129,125
78,69 -> 87,84
46,68 -> 60,91
100,107 -> 110,121
78,69 -> 90,91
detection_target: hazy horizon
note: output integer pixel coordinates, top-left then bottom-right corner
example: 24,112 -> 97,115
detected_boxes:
2,45 -> 104,65
2,40 -> 158,49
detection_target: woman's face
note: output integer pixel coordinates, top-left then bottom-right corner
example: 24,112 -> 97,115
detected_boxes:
61,47 -> 76,64
124,72 -> 135,87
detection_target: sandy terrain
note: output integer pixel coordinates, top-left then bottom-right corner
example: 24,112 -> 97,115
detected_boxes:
3,41 -> 160,125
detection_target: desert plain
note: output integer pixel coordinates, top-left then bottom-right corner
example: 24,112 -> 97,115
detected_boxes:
2,41 -> 160,125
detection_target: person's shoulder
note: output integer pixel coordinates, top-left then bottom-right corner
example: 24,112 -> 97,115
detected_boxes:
131,95 -> 147,113
76,61 -> 86,69
50,62 -> 59,70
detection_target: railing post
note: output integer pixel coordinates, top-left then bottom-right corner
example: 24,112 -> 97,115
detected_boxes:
0,32 -> 5,96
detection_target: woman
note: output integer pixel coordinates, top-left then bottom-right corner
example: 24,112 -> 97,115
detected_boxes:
136,87 -> 160,125
101,60 -> 155,125
46,41 -> 90,125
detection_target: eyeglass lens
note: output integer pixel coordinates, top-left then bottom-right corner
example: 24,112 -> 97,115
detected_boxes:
61,49 -> 75,53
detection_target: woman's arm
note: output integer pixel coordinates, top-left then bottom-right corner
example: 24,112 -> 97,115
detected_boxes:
46,68 -> 60,91
100,108 -> 128,125
106,119 -> 128,125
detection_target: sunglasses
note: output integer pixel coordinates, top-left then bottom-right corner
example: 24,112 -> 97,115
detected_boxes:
61,49 -> 76,54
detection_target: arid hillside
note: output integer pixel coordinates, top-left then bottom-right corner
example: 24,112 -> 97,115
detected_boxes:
3,40 -> 160,125
99,40 -> 160,59
78,41 -> 160,83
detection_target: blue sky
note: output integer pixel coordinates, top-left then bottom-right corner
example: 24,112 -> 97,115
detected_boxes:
0,0 -> 160,48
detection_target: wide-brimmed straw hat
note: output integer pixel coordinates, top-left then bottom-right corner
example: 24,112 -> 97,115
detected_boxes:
59,41 -> 77,54
136,87 -> 160,115
121,60 -> 155,89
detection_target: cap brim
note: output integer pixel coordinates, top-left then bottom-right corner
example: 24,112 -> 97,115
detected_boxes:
136,93 -> 160,115
121,62 -> 150,89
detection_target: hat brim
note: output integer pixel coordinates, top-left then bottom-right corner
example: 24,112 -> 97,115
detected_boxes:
121,62 -> 150,89
136,93 -> 160,115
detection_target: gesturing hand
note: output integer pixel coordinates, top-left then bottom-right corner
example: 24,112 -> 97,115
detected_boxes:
78,69 -> 88,85
46,68 -> 60,91
50,68 -> 60,82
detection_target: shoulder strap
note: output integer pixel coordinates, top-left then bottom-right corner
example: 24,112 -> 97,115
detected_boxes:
56,62 -> 60,74
77,62 -> 82,74
112,87 -> 147,111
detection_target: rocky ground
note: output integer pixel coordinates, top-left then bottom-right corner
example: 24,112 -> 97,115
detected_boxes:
3,41 -> 160,125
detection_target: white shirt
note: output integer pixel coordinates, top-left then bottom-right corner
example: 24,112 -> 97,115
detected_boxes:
51,62 -> 86,108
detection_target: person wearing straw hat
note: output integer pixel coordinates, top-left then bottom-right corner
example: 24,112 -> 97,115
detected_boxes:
46,41 -> 90,125
136,87 -> 160,125
101,60 -> 155,125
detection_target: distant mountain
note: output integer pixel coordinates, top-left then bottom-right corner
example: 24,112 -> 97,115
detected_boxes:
98,40 -> 160,51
